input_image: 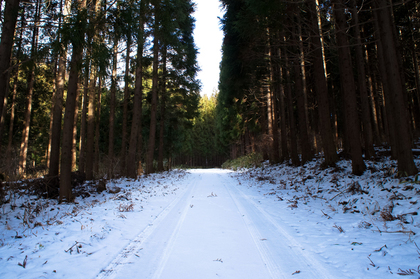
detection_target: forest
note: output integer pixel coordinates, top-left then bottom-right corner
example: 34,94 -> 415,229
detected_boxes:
0,0 -> 419,202
217,0 -> 420,176
0,0 -> 230,202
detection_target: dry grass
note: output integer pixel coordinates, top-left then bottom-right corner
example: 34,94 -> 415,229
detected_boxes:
118,203 -> 134,212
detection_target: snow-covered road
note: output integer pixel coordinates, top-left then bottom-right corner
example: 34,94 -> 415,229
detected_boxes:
96,169 -> 341,279
2,165 -> 419,278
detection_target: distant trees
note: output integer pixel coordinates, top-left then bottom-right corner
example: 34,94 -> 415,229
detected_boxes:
218,0 -> 419,176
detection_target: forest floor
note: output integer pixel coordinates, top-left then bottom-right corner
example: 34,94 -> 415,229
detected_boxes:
1,156 -> 420,278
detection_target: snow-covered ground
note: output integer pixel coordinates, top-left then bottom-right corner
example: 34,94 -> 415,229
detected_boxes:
1,158 -> 420,278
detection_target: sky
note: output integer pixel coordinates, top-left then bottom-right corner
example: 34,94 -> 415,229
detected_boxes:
193,0 -> 224,97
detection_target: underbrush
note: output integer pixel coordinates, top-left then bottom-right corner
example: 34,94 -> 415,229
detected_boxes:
221,153 -> 263,170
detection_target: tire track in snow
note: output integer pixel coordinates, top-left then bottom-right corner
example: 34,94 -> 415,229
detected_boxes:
150,176 -> 199,279
222,174 -> 338,279
95,175 -> 199,279
221,174 -> 287,279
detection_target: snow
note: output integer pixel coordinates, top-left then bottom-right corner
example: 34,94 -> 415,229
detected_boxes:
1,158 -> 420,278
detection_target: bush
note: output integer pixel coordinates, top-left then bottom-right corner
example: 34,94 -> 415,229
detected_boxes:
221,153 -> 263,170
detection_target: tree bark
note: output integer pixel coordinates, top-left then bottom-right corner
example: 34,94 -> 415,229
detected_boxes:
94,76 -> 101,174
60,0 -> 87,202
332,0 -> 366,175
307,0 -> 337,166
0,0 -> 20,126
373,0 -> 417,175
350,0 -> 375,159
85,69 -> 96,180
19,0 -> 40,175
121,38 -> 131,174
146,6 -> 160,175
157,46 -> 167,172
49,0 -> 70,176
108,39 -> 118,178
126,14 -> 145,178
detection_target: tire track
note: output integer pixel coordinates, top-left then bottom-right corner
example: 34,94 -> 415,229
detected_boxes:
95,175 -> 199,279
222,174 -> 337,279
151,176 -> 199,279
222,175 -> 287,279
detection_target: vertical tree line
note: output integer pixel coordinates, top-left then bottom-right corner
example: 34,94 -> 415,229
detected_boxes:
218,0 -> 420,176
0,0 -> 200,201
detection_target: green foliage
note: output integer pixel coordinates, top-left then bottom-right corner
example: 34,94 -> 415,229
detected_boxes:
221,153 -> 263,170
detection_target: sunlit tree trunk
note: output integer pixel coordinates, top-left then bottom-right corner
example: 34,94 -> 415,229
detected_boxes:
146,3 -> 160,175
157,46 -> 167,172
120,38 -> 131,174
49,0 -> 71,176
108,39 -> 118,178
60,0 -> 87,202
19,0 -> 40,175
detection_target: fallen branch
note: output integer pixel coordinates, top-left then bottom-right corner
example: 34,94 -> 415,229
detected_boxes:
372,229 -> 415,235
18,255 -> 27,268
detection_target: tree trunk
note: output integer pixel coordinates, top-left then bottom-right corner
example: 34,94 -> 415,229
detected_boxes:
85,70 -> 96,180
126,13 -> 145,178
108,39 -> 118,178
307,0 -> 337,166
333,0 -> 366,175
146,7 -> 160,175
19,0 -> 40,175
72,84 -> 80,171
284,50 -> 299,166
0,0 -> 20,126
269,32 -> 280,163
350,0 -> 375,159
94,76 -> 101,175
60,0 -> 87,202
374,0 -> 417,176
49,0 -> 70,176
121,37 -> 131,174
157,46 -> 167,172
60,46 -> 83,202
5,9 -> 23,163
78,69 -> 89,174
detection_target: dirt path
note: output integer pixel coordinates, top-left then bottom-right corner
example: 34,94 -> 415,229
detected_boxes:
96,169 -> 342,279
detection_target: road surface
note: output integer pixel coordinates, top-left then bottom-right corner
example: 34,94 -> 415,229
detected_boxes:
96,169 -> 343,279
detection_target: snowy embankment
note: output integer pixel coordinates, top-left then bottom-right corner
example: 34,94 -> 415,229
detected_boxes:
0,157 -> 419,278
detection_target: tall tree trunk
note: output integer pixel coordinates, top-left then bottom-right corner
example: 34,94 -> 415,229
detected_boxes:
292,19 -> 312,164
60,0 -> 87,202
0,0 -> 20,126
121,38 -> 131,174
78,65 -> 89,174
350,0 -> 374,159
373,0 -> 417,175
333,0 -> 366,175
269,32 -> 280,163
157,46 -> 167,172
307,0 -> 337,166
48,0 -> 70,176
146,6 -> 160,175
126,12 -> 145,178
85,70 -> 96,180
108,39 -> 118,178
284,49 -> 299,166
5,9 -> 23,163
19,0 -> 40,175
72,83 -> 80,171
94,76 -> 101,175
